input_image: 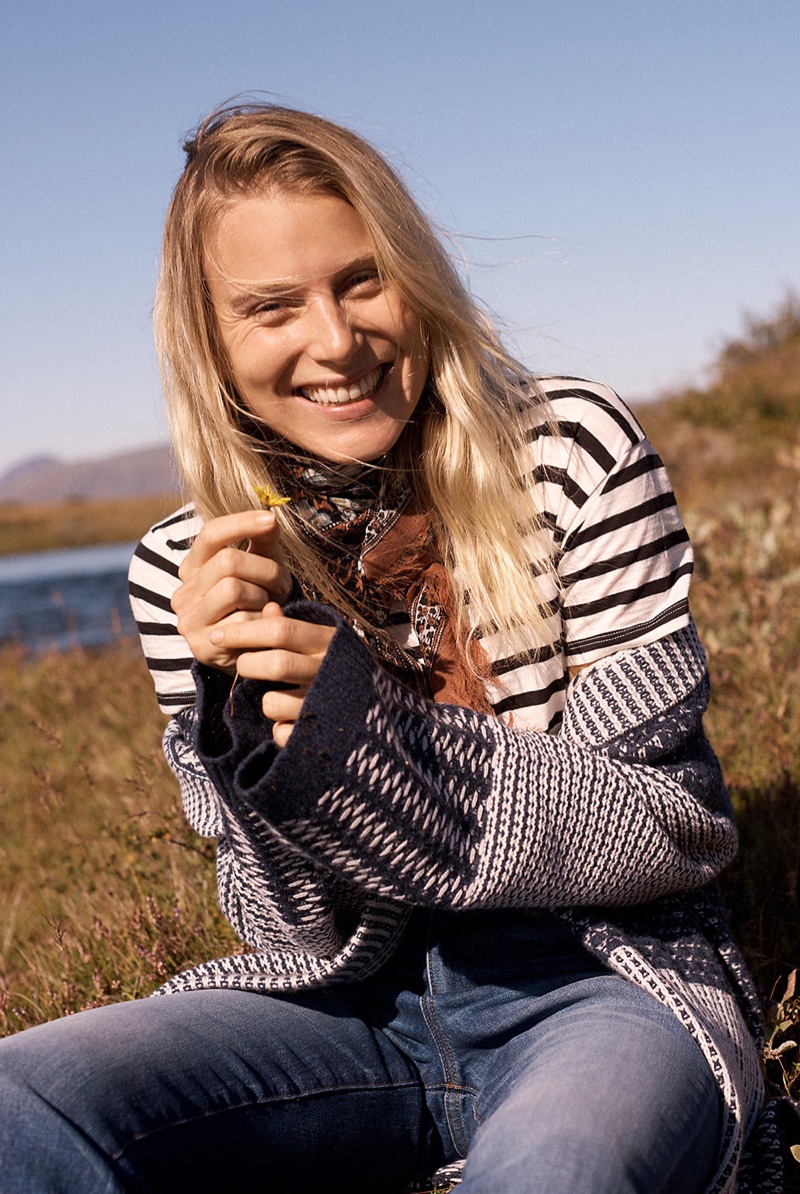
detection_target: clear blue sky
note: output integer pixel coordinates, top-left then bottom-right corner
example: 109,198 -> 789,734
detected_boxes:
2,0 -> 798,475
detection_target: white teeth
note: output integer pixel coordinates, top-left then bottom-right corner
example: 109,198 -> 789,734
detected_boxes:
301,366 -> 384,405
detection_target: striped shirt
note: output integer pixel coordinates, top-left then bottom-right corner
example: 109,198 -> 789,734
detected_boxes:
128,378 -> 692,732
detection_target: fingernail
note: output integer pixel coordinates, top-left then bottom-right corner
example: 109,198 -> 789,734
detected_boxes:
255,511 -> 275,525
209,630 -> 223,643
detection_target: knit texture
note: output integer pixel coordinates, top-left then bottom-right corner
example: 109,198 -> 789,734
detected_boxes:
159,602 -> 789,1191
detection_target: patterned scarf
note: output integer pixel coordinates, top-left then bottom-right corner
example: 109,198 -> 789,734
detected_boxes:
275,456 -> 493,714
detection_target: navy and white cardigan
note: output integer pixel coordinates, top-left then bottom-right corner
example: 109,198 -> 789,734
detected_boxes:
158,602 -> 787,1193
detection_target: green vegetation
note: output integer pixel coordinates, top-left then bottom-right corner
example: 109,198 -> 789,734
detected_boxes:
0,296 -> 798,1116
0,493 -> 182,556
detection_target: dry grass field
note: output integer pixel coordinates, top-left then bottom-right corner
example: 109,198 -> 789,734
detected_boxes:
0,640 -> 243,1031
1,295 -> 798,1107
0,493 -> 181,557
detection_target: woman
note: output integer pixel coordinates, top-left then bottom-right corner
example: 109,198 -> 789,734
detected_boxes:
0,103 -> 777,1192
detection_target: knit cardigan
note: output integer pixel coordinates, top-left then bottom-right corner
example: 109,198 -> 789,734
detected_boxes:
159,600 -> 787,1193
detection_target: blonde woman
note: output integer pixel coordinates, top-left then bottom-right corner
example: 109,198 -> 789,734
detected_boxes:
0,104 -> 780,1193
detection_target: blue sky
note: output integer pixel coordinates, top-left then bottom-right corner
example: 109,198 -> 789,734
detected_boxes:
2,0 -> 798,475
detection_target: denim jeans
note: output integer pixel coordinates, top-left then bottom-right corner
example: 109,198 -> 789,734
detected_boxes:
0,909 -> 723,1193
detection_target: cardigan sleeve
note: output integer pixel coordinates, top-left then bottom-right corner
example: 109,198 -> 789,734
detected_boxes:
188,601 -> 736,913
162,695 -> 371,957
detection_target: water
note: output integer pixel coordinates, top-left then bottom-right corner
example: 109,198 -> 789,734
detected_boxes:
0,542 -> 138,652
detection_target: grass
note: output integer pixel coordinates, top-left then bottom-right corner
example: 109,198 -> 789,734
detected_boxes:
0,493 -> 182,556
688,497 -> 800,1107
0,640 -> 242,1034
635,303 -> 800,1005
633,293 -> 800,1111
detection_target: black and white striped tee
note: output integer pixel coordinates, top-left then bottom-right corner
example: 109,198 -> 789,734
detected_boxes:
128,379 -> 692,732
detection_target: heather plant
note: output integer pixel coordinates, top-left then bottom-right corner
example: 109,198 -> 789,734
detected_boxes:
765,972 -> 800,1107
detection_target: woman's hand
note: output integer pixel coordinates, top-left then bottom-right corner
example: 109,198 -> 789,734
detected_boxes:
211,603 -> 336,747
171,510 -> 293,673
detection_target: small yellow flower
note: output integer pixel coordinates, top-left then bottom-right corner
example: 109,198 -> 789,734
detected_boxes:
253,484 -> 291,508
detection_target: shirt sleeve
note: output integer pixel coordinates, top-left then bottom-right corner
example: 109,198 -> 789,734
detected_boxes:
533,380 -> 693,668
127,504 -> 200,713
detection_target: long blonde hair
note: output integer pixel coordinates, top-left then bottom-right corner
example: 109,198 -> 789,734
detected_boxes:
156,101 -> 556,655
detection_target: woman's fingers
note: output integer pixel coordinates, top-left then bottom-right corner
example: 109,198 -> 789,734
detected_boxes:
179,511 -> 279,581
246,527 -> 294,606
175,509 -> 291,616
271,720 -> 298,749
172,570 -> 279,671
211,610 -> 336,663
222,611 -> 336,743
170,511 -> 294,669
175,567 -> 281,627
261,689 -> 307,723
235,645 -> 322,685
174,545 -> 290,617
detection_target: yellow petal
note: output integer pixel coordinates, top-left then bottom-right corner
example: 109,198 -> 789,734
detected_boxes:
253,484 -> 291,508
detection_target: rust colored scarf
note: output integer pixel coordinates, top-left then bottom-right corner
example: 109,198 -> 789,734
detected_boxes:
277,459 -> 493,714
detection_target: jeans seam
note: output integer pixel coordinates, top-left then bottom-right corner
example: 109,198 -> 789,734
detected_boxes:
18,1085 -> 126,1193
422,948 -> 471,1157
109,1078 -> 422,1162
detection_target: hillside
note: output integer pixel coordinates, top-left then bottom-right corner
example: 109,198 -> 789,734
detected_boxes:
0,444 -> 176,505
638,290 -> 800,508
634,295 -> 800,1041
0,444 -> 182,555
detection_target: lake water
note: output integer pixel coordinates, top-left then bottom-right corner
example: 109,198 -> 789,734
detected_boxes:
0,542 -> 138,652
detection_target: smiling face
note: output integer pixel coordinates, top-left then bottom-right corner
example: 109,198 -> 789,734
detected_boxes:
204,190 -> 430,463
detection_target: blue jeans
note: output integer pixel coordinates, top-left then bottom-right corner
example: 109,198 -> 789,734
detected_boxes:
0,910 -> 722,1192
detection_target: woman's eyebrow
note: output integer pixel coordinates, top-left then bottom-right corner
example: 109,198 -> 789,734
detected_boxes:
226,255 -> 380,313
227,286 -> 295,314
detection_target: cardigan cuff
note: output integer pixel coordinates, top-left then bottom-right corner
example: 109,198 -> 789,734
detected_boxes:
192,602 -> 381,823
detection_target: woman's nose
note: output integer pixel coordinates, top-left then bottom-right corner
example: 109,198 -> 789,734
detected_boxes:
304,296 -> 361,364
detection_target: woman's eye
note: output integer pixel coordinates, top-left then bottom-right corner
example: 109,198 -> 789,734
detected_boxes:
252,299 -> 294,321
344,271 -> 382,296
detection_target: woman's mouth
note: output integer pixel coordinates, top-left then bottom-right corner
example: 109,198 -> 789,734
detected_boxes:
298,364 -> 387,406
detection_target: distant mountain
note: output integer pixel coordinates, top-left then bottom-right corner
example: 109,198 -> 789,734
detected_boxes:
0,445 -> 178,504
0,455 -> 61,485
